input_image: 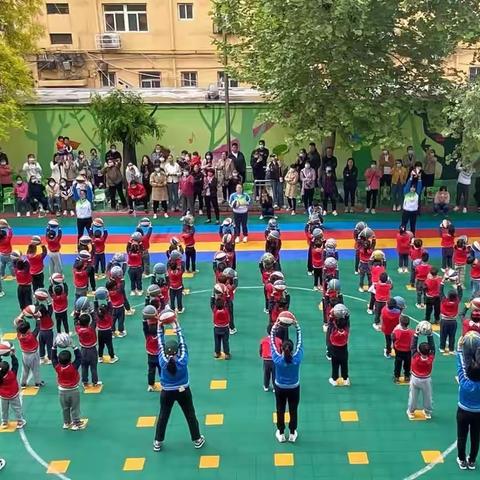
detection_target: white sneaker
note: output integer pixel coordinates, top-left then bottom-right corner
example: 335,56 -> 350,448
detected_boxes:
328,378 -> 337,386
463,208 -> 467,214
322,324 -> 328,333
453,206 -> 460,212
16,212 -> 21,217
26,211 -> 31,217
424,411 -> 432,419
153,214 -> 158,219
367,308 -> 373,314
373,323 -> 381,331
263,386 -> 269,392
358,287 -> 364,292
406,410 -> 415,420
199,210 -> 203,215
288,431 -> 298,442
383,349 -> 391,358
229,328 -> 237,335
242,236 -> 248,243
110,356 -> 119,364
62,210 -> 67,215
137,290 -> 143,296
235,236 -> 240,244
275,430 -> 287,443
397,267 -> 403,273
332,210 -> 338,216
291,211 -> 296,216
344,378 -> 351,386
307,271 -> 313,276
364,208 -> 370,213
98,357 -> 103,363
164,212 -> 169,218
354,271 -> 358,275
371,209 -> 376,214
63,423 -> 72,430
70,210 -> 75,216
392,205 -> 396,211
259,215 -> 264,220
130,291 -> 135,296
0,291 -> 5,297
147,385 -> 155,392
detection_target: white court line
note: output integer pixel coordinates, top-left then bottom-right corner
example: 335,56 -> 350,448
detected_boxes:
402,442 -> 457,480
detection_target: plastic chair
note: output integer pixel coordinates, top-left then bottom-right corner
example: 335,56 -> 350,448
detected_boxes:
94,189 -> 106,209
1,187 -> 15,213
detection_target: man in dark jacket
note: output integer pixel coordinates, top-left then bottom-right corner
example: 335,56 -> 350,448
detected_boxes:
308,142 -> 321,172
251,149 -> 267,200
321,147 -> 338,179
229,143 -> 246,183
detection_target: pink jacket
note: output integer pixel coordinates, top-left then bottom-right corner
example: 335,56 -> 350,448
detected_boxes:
364,167 -> 382,190
14,182 -> 29,200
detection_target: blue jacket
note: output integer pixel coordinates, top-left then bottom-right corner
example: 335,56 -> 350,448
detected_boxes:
403,177 -> 423,195
157,327 -> 189,390
270,324 -> 303,389
72,182 -> 93,203
457,353 -> 480,412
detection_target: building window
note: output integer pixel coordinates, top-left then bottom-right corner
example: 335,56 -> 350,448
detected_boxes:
46,3 -> 69,14
49,33 -> 73,44
469,67 -> 480,82
140,71 -> 161,88
217,71 -> 238,88
100,72 -> 117,87
178,3 -> 193,20
104,4 -> 148,32
181,71 -> 197,87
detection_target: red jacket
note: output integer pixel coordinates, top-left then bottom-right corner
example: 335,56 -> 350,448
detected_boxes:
330,327 -> 349,347
75,325 -> 97,348
375,281 -> 392,302
73,266 -> 88,288
168,269 -> 183,289
0,164 -> 12,185
28,247 -> 47,275
441,298 -> 459,319
93,233 -> 108,254
472,260 -> 480,280
96,311 -> 113,330
381,306 -> 400,335
213,307 -> 230,327
17,331 -> 39,353
424,276 -> 441,297
453,246 -> 468,266
51,289 -> 68,313
39,310 -> 54,330
182,229 -> 195,247
179,175 -> 194,196
55,364 -> 80,389
311,247 -> 324,269
359,248 -> 373,263
145,334 -> 159,355
396,232 -> 412,255
412,352 -> 434,378
0,370 -> 19,399
392,326 -> 414,352
46,234 -> 62,253
463,319 -> 480,336
109,287 -> 125,309
127,252 -> 143,268
409,246 -> 424,261
127,183 -> 146,199
0,228 -> 12,255
371,265 -> 385,284
415,263 -> 431,282
15,267 -> 32,286
440,229 -> 455,248
260,336 -> 282,359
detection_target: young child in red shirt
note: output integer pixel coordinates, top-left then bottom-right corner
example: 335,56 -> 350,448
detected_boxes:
91,221 -> 108,278
327,304 -> 350,386
265,230 -> 282,271
424,267 -> 442,324
367,251 -> 386,315
439,280 -> 462,353
15,257 -> 33,309
127,235 -> 144,296
353,221 -> 367,275
220,233 -> 236,270
453,236 -> 469,287
49,274 -> 69,333
212,297 -> 231,359
27,238 -> 47,291
409,238 -> 425,289
181,215 -> 197,273
0,350 -> 26,429
310,230 -> 324,290
358,238 -> 374,292
396,226 -> 413,273
95,300 -> 117,364
259,324 -> 282,392
0,219 -> 14,280
75,313 -> 100,388
440,221 -> 455,270
462,309 -> 480,336
16,318 -> 43,388
392,315 -> 414,383
137,219 -> 152,277
34,289 -> 54,364
73,254 -> 89,302
167,252 -> 185,313
46,219 -> 62,275
259,253 -> 276,311
381,298 -> 401,358
373,272 -> 393,330
415,252 -> 431,309
142,310 -> 160,392
106,266 -> 129,337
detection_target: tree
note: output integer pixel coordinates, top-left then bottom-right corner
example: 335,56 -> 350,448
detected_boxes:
213,0 -> 480,149
90,90 -> 164,166
0,0 -> 42,141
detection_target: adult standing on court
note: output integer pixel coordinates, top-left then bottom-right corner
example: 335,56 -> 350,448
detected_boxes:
74,188 -> 93,240
401,168 -> 422,235
271,313 -> 303,444
456,339 -> 480,470
153,313 -> 205,452
229,183 -> 251,243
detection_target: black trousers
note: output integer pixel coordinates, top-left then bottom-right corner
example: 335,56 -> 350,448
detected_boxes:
398,253 -> 409,268
425,296 -> 440,323
274,385 -> 300,434
213,326 -> 230,354
401,210 -> 418,235
32,272 -> 44,291
148,353 -> 161,386
442,247 -> 453,269
366,189 -> 378,209
331,345 -> 348,380
313,267 -> 323,288
39,329 -> 53,359
17,284 -> 32,310
55,311 -> 69,333
228,301 -> 235,330
394,350 -> 411,378
185,246 -> 196,272
384,334 -> 392,354
77,217 -> 92,240
263,359 -> 275,389
87,265 -> 96,290
322,192 -> 336,211
152,200 -> 168,214
287,197 -> 297,211
98,329 -> 115,358
113,307 -> 125,333
205,195 -> 219,221
154,387 -> 201,442
354,250 -> 360,273
193,191 -> 204,211
440,319 -> 457,350
303,189 -> 314,211
307,245 -> 313,273
109,183 -> 127,209
128,197 -> 148,210
457,407 -> 480,462
344,185 -> 356,206
233,212 -> 248,237
169,287 -> 183,310
95,253 -> 106,274
129,266 -> 143,291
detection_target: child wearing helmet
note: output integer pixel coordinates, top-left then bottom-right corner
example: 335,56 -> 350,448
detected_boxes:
74,313 -> 101,388
15,257 -> 33,310
213,251 -> 229,282
142,309 -> 161,391
358,238 -> 373,292
454,236 -> 470,287
322,257 -> 339,293
265,230 -> 282,271
0,349 -> 26,429
27,240 -> 47,291
181,216 -> 197,273
259,254 -> 276,311
48,275 -> 69,333
304,213 -> 323,275
72,256 -> 89,302
94,295 -> 117,364
408,238 -> 425,289
137,220 -> 153,276
127,240 -> 144,296
327,304 -> 350,386
78,235 -> 95,292
264,218 -> 280,240
414,252 -> 431,309
322,279 -> 344,331
380,298 -> 401,358
439,279 -> 463,353
167,255 -> 185,314
15,318 -> 43,388
45,220 -> 63,275
220,233 -> 236,270
166,237 -> 184,259
439,220 -> 455,270
391,315 -> 414,383
34,291 -> 54,364
91,222 -> 108,279
311,233 -> 324,290
353,222 -> 366,275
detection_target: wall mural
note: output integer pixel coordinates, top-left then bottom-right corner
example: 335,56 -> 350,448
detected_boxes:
2,104 -> 457,179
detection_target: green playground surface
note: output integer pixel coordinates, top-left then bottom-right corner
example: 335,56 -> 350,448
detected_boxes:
0,215 -> 467,480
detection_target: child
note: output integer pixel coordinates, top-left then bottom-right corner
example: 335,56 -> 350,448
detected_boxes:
95,300 -> 117,364
166,237 -> 184,260
13,176 -> 29,217
181,215 -> 197,273
439,280 -> 462,353
381,298 -> 401,357
223,267 -> 238,335
142,308 -> 161,391
78,236 -> 95,292
373,272 -> 393,331
46,219 -> 63,275
259,254 -> 277,312
219,217 -> 235,239
91,220 -> 108,278
454,236 -> 469,287
49,274 -> 69,333
212,297 -> 231,359
440,220 -> 455,270
415,252 -> 431,309
328,304 -> 350,386
26,238 -> 47,291
46,178 -> 60,215
468,251 -> 480,300
311,230 -> 324,290
0,219 -> 13,280
51,344 -> 86,430
137,219 -> 152,277
15,318 -> 43,388
391,159 -> 407,211
424,267 -> 442,325
75,313 -> 100,388
260,189 -> 275,220
367,250 -> 386,315
396,226 -> 413,273
28,175 -> 48,216
462,309 -> 480,336
305,213 -> 323,275
221,233 -> 236,270
322,279 -> 344,332
259,324 -> 282,391
15,257 -> 33,310
72,254 -> 89,302
127,179 -> 148,214
358,236 -> 374,292
407,331 -> 435,419
392,315 -> 414,383
106,269 -> 128,337
167,252 -> 185,314
127,235 -> 144,296
265,230 -> 282,271
322,257 -> 339,294
34,290 -> 54,364
353,221 -> 367,275
0,350 -> 26,429
60,178 -> 75,216
433,186 -> 450,215
409,238 -> 425,289
268,280 -> 291,327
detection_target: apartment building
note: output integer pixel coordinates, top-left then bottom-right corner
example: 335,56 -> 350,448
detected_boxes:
32,0 -> 236,89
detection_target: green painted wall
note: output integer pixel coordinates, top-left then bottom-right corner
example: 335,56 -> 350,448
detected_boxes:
2,104 -> 459,179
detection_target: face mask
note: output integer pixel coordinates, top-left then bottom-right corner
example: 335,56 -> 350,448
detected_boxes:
371,164 -> 376,169
108,163 -> 113,168
382,151 -> 388,155
31,179 -> 38,183
49,182 -> 55,187
396,163 -> 402,168
28,158 -> 35,163
60,183 -> 66,187
79,155 -> 84,159
155,149 -> 160,153
16,180 -> 22,185
0,162 -> 5,166
206,156 -> 211,161
408,149 -> 413,155
155,167 -> 160,172
305,164 -> 310,169
111,149 -> 116,153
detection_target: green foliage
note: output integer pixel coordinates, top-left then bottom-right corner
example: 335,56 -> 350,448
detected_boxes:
0,0 -> 42,141
90,90 -> 164,155
213,0 -> 480,149
443,81 -> 480,166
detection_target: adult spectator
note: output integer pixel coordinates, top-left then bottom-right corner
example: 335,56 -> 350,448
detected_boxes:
151,144 -> 163,165
140,155 -> 154,202
75,151 -> 92,182
212,152 -> 226,202
308,142 -> 321,172
401,168 -> 422,234
201,151 -> 214,171
150,165 -> 169,219
179,168 -> 194,215
422,148 -> 437,194
454,160 -> 474,213
251,149 -> 267,201
192,164 -> 204,215
321,147 -> 338,178
456,340 -> 480,470
300,161 -> 316,213
320,166 -> 338,215
266,154 -> 283,209
229,143 -> 246,183
296,149 -> 308,171
103,158 -> 127,210
224,151 -> 235,198
252,139 -> 269,163
364,161 -> 382,214
105,144 -> 122,163
284,164 -> 299,215
378,148 -> 395,202
90,148 -> 104,188
165,154 -> 181,211
342,158 -> 358,213
0,155 -> 12,197
229,183 -> 251,243
50,154 -> 64,184
402,145 -> 417,172
22,154 -> 43,181
28,175 -> 48,216
203,168 -> 220,224
63,155 -> 78,186
0,147 -> 8,163
125,162 -> 141,185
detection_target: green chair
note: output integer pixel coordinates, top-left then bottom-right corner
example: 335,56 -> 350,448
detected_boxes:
1,187 -> 15,213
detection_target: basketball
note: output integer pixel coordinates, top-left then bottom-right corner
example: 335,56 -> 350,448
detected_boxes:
34,288 -> 49,302
159,308 -> 176,325
55,332 -> 72,348
92,217 -> 104,228
31,235 -> 41,245
416,320 -> 432,336
278,311 -> 296,327
444,268 -> 458,282
0,341 -> 12,356
471,297 -> 480,311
